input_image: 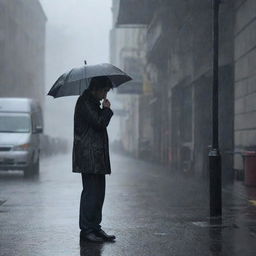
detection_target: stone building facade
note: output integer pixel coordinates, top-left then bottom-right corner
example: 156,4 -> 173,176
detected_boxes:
110,0 -> 149,157
114,0 -> 256,182
0,0 -> 46,108
233,0 -> 256,173
140,0 -> 234,181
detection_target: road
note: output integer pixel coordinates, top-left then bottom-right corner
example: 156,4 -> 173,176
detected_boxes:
1,151 -> 256,256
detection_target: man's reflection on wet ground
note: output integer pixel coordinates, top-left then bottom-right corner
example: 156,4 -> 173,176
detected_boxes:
80,240 -> 104,256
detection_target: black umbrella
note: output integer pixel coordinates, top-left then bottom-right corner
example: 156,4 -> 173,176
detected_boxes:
47,62 -> 132,98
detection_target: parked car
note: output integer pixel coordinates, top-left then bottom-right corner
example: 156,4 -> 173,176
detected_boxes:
0,98 -> 43,176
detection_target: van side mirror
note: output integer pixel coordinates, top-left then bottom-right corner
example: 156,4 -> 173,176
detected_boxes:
34,126 -> 43,134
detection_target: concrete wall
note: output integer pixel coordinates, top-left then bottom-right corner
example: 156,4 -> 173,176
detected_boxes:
145,0 -> 234,180
0,0 -> 46,109
115,0 -> 237,180
234,0 -> 256,170
110,0 -> 146,156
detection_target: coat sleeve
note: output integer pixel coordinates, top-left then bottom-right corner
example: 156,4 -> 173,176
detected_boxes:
81,101 -> 114,131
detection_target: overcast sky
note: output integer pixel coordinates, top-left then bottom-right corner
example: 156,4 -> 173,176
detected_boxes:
39,0 -> 112,87
39,0 -> 120,144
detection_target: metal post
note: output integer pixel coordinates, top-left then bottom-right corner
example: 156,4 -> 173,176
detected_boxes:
209,0 -> 222,217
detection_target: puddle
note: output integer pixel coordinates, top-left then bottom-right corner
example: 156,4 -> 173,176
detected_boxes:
0,200 -> 6,206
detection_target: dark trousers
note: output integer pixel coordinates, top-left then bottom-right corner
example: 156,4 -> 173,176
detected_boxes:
79,174 -> 106,234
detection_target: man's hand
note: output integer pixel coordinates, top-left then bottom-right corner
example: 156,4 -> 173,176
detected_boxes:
102,97 -> 111,108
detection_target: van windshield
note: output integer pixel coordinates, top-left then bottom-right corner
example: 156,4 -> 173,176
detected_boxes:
0,113 -> 31,133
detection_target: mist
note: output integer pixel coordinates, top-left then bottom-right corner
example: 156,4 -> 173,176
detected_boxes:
2,1 -> 256,254
39,0 -> 116,146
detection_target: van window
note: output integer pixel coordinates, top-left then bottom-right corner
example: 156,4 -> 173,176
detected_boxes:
0,113 -> 31,133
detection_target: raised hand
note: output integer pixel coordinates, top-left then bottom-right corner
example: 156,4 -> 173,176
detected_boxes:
103,97 -> 111,108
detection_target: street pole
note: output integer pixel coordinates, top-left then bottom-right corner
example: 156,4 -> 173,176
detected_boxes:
209,0 -> 222,217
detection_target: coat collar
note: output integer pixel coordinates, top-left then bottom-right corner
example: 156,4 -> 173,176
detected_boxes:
81,89 -> 101,107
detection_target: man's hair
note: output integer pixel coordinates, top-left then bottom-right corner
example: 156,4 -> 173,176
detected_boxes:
88,76 -> 113,91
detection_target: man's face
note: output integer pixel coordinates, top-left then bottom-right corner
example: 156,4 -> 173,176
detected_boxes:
95,87 -> 111,101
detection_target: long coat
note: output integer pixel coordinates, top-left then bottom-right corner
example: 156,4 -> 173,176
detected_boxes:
72,89 -> 113,174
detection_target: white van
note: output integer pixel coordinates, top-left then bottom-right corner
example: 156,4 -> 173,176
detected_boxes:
0,98 -> 43,176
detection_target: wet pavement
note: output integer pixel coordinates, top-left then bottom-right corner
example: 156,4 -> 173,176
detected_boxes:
1,151 -> 256,256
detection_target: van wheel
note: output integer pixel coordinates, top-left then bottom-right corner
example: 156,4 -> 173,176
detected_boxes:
24,163 -> 34,177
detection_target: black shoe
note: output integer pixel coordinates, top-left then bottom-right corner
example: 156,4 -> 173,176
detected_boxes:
80,231 -> 104,243
95,229 -> 116,241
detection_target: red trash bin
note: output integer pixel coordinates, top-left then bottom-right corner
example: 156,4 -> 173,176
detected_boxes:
243,151 -> 256,186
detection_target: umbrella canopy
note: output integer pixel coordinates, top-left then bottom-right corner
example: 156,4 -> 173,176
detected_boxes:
47,63 -> 132,98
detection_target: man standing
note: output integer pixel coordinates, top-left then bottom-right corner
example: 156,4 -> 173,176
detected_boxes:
72,76 -> 116,242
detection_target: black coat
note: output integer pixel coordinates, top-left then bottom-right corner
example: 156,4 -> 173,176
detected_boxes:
72,89 -> 113,174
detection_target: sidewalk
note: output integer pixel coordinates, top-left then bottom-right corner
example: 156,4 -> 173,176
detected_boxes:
103,152 -> 256,256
